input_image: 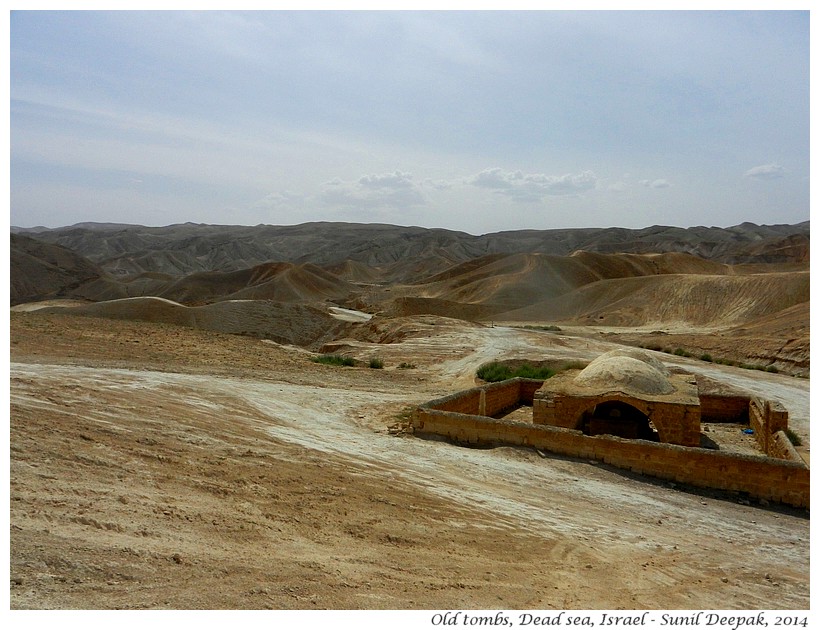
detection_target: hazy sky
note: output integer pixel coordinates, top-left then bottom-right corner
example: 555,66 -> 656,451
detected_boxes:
10,10 -> 810,234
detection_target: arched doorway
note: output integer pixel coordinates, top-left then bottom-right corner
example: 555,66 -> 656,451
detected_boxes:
580,400 -> 659,441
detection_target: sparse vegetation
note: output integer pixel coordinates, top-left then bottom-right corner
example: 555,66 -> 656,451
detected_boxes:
518,325 -> 562,332
398,362 -> 417,369
476,362 -> 555,383
639,345 -> 790,375
311,354 -> 356,367
785,428 -> 802,446
715,357 -> 740,367
368,357 -> 384,369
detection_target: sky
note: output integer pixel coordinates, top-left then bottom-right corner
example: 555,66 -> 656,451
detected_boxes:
9,9 -> 811,235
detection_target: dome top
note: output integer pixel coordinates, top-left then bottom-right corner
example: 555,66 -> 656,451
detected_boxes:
574,349 -> 674,396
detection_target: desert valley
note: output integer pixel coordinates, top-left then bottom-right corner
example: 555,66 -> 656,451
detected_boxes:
9,220 -> 810,610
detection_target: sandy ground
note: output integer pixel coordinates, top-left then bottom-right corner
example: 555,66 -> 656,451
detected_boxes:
9,312 -> 810,610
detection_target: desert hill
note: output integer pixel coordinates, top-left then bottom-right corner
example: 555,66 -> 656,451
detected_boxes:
13,229 -> 809,330
33,297 -> 352,348
10,221 -> 809,373
10,233 -> 122,306
13,220 -> 809,277
496,270 -> 810,326
153,262 -> 357,305
12,222 -> 481,277
397,251 -> 734,315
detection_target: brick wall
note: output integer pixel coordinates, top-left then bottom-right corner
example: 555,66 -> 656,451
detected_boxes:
770,430 -> 803,464
483,380 -> 523,416
426,387 -> 483,415
534,391 -> 700,447
750,397 -> 790,456
699,394 -> 750,423
533,391 -> 581,429
423,379 -> 544,417
518,379 -> 543,405
413,408 -> 809,509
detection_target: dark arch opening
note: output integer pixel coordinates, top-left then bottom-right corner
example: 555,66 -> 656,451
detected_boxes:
580,400 -> 659,441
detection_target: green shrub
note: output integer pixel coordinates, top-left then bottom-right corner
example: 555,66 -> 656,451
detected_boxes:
311,354 -> 356,367
700,354 -> 713,362
476,362 -> 513,382
515,365 -> 556,380
785,428 -> 802,446
368,357 -> 384,369
476,362 -> 555,383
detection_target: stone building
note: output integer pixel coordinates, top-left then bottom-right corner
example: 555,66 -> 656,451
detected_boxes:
533,349 -> 702,446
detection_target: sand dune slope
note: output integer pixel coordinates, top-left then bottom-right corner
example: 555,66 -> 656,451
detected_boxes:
404,251 -> 747,317
499,271 -> 809,327
154,262 -> 356,305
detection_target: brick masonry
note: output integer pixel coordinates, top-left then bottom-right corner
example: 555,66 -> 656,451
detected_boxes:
699,394 -> 750,423
750,397 -> 790,456
533,369 -> 702,447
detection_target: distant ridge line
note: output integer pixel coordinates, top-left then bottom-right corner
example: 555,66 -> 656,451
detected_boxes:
12,220 -> 809,277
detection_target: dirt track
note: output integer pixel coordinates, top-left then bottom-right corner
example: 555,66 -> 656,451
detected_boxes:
9,312 -> 810,610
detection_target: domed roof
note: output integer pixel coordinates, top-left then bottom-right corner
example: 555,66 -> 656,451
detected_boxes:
574,349 -> 674,396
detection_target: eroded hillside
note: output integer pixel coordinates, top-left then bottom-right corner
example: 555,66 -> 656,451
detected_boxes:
14,220 -> 810,276
11,222 -> 809,374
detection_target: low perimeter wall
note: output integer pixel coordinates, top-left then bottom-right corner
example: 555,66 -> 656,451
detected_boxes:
425,378 -> 544,418
749,397 -> 791,458
699,393 -> 750,423
770,430 -> 804,464
413,408 -> 809,509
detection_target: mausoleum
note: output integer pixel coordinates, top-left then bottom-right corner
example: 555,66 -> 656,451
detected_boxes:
533,349 -> 701,446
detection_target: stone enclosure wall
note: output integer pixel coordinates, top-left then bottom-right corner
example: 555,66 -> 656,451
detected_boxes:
770,430 -> 803,463
425,378 -> 543,418
699,394 -> 750,423
414,379 -> 808,509
750,397 -> 791,458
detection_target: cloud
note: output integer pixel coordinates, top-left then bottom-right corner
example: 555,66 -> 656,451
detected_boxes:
357,171 -> 416,190
467,168 -> 597,202
608,181 -> 629,192
744,163 -> 787,180
469,167 -> 518,190
423,178 -> 453,191
639,179 -> 671,188
320,171 -> 426,209
252,190 -> 307,210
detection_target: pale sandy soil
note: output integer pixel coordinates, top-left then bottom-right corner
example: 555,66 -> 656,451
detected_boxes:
9,312 -> 810,610
11,299 -> 91,311
328,306 -> 373,322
